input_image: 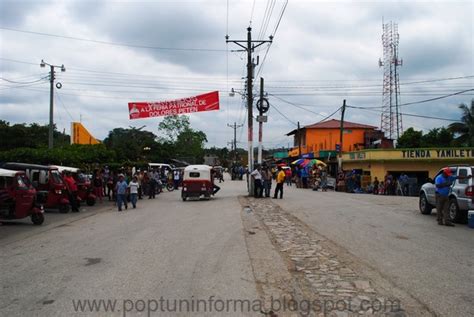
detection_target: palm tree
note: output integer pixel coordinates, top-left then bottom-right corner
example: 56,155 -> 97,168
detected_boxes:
448,100 -> 474,146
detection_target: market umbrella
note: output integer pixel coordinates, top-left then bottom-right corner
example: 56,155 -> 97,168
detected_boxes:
306,159 -> 327,167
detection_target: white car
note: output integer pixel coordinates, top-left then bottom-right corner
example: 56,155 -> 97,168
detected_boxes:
419,165 -> 473,223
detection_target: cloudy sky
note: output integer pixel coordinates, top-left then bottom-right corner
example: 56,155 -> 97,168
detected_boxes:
1,0 -> 473,149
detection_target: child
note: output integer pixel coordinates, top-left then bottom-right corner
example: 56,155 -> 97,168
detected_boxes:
378,181 -> 385,195
128,176 -> 139,209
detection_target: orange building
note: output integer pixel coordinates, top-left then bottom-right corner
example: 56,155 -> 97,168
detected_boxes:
286,119 -> 389,158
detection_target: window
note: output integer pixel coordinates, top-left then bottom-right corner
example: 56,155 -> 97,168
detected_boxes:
458,168 -> 468,185
189,172 -> 200,178
50,170 -> 64,184
16,175 -> 29,189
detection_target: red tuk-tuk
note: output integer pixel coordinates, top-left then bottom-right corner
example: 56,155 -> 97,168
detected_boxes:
2,163 -> 70,213
52,165 -> 96,206
181,165 -> 218,201
0,168 -> 44,225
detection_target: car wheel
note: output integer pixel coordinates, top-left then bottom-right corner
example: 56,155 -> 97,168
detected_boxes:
448,199 -> 467,223
31,213 -> 44,225
419,193 -> 432,215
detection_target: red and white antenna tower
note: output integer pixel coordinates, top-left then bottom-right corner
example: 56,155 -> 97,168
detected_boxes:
379,21 -> 403,140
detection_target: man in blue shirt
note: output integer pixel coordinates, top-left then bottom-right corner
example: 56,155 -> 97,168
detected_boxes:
435,168 -> 458,226
115,174 -> 128,212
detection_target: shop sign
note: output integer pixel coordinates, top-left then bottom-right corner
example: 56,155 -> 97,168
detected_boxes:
401,149 -> 474,159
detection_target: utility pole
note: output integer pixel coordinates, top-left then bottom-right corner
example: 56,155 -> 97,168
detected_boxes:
226,28 -> 272,196
297,121 -> 302,159
338,99 -> 346,171
227,122 -> 243,161
40,59 -> 65,149
257,77 -> 264,164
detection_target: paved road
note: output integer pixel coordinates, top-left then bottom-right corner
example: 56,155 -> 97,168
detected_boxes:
274,185 -> 474,317
2,177 -> 473,316
0,180 -> 258,316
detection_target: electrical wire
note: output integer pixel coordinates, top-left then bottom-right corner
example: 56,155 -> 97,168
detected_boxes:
350,106 -> 459,122
0,27 -> 226,52
269,94 -> 328,117
0,76 -> 48,84
347,88 -> 474,109
270,102 -> 298,126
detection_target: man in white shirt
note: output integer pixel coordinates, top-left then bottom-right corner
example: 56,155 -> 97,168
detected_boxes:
250,165 -> 263,198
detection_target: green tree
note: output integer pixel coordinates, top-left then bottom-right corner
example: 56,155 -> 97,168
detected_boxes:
397,127 -> 423,148
174,128 -> 208,163
448,100 -> 474,146
0,121 -> 69,150
103,127 -> 159,161
158,115 -> 191,142
421,127 -> 453,147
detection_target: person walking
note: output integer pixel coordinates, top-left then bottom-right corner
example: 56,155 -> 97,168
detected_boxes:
128,176 -> 139,209
148,170 -> 156,199
373,177 -> 379,195
64,172 -> 79,212
116,174 -> 128,211
285,167 -> 292,186
262,167 -> 272,198
93,170 -> 103,203
173,169 -> 180,190
273,166 -> 285,199
320,167 -> 328,192
250,166 -> 263,198
106,171 -> 114,201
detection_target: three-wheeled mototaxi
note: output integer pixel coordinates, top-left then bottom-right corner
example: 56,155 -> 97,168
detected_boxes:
181,165 -> 218,201
0,168 -> 44,225
52,165 -> 96,206
1,163 -> 70,213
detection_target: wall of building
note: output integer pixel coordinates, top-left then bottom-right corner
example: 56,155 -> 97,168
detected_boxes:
305,128 -> 368,152
342,148 -> 474,181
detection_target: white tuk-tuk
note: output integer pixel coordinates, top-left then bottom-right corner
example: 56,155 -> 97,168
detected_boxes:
181,165 -> 218,201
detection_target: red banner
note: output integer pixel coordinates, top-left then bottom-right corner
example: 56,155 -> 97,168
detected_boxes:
128,91 -> 219,119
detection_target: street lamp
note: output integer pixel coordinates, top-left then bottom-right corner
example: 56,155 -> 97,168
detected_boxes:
41,59 -> 66,149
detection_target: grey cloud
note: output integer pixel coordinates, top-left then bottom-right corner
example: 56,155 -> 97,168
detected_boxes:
0,0 -> 50,27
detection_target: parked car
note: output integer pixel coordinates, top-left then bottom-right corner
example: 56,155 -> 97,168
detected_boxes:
419,165 -> 473,223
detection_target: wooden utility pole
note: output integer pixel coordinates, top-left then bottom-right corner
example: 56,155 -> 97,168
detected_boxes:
338,99 -> 346,171
297,121 -> 302,158
226,28 -> 272,195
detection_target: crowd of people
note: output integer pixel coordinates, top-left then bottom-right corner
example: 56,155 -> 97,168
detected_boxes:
62,166 -> 185,212
336,170 -> 412,196
249,164 -> 330,199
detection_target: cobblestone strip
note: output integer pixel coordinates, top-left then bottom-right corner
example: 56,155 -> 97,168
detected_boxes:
245,197 -> 413,317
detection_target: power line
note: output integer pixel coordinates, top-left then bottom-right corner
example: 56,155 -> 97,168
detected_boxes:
0,76 -> 48,84
347,88 -> 474,109
350,106 -> 459,122
0,27 -> 226,52
269,94 -> 328,117
270,102 -> 297,126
